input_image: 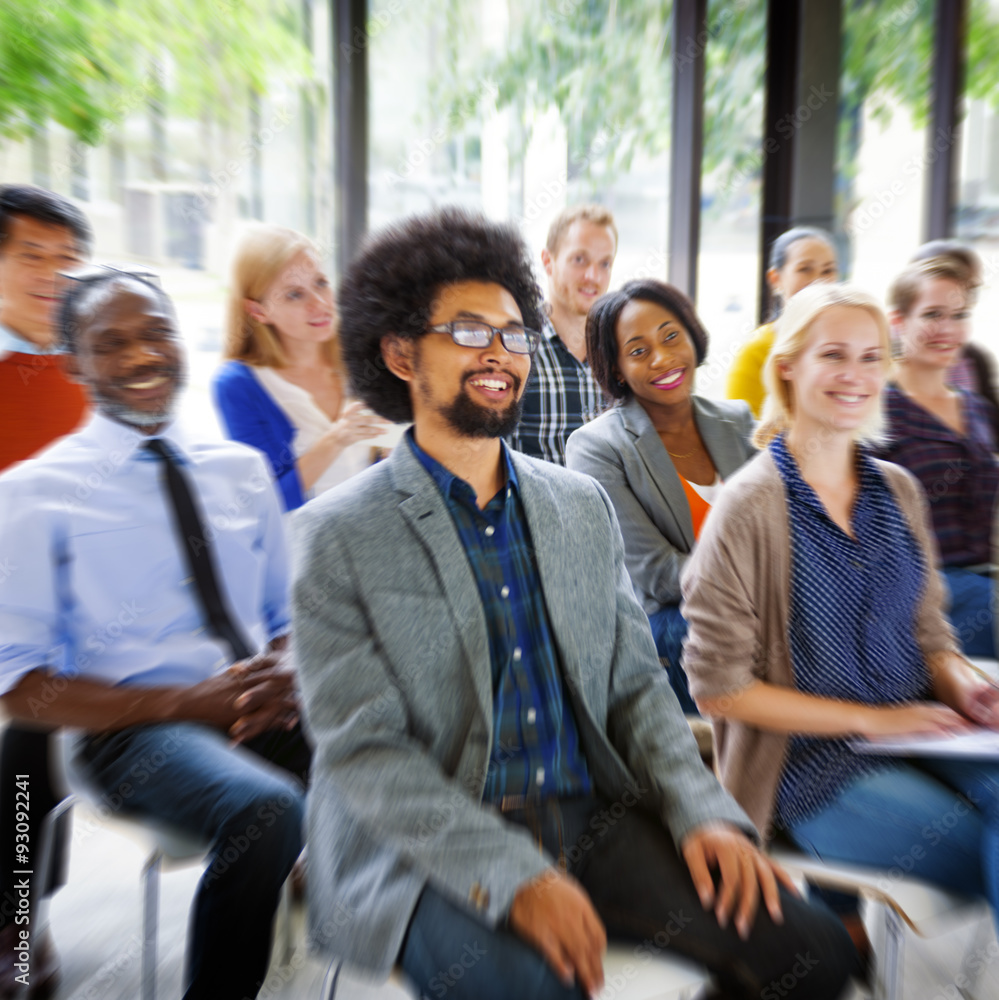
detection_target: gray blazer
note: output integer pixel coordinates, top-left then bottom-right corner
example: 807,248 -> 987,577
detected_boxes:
293,441 -> 752,974
565,395 -> 755,614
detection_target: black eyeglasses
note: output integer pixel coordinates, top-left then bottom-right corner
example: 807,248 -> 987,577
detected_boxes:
428,320 -> 542,356
62,262 -> 163,289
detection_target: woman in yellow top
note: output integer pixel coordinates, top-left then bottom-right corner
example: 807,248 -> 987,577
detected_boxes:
727,227 -> 838,416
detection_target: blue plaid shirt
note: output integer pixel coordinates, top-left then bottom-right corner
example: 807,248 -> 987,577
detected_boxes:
407,431 -> 592,802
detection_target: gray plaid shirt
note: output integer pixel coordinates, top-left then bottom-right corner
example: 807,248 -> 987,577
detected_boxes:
509,312 -> 606,465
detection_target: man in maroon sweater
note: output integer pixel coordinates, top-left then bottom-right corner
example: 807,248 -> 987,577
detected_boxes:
0,185 -> 91,471
0,184 -> 91,997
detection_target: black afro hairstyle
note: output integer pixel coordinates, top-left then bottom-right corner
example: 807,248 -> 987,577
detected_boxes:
337,206 -> 543,423
58,271 -> 173,355
586,279 -> 709,401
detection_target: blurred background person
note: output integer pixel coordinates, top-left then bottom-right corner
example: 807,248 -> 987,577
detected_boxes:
0,184 -> 91,998
566,279 -> 754,714
684,282 -> 999,957
0,184 -> 91,471
509,204 -> 617,465
212,225 -> 391,512
877,257 -> 997,659
727,227 -> 839,418
909,239 -> 999,442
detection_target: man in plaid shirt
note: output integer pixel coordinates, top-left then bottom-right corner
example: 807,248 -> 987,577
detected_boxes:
509,204 -> 617,464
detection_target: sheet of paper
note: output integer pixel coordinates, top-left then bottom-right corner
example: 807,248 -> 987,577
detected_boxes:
851,728 -> 999,759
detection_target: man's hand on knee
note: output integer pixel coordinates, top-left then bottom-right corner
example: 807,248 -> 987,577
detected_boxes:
508,869 -> 606,997
681,822 -> 798,941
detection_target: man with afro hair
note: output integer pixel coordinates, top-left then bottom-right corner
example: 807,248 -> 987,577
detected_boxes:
294,207 -> 856,1000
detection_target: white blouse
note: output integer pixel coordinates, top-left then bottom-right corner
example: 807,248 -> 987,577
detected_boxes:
254,367 -> 396,498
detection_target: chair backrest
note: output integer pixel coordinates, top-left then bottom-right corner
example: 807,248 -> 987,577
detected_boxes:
769,848 -> 987,938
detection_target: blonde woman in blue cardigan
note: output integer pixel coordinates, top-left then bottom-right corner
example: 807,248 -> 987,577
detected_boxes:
213,225 -> 390,510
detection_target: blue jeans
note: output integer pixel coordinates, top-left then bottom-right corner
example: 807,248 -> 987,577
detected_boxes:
786,758 -> 999,929
400,797 -> 856,1000
76,722 -> 308,1000
942,566 -> 996,658
647,604 -> 698,715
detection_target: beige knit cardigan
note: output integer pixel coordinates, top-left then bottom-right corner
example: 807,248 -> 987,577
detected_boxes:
681,448 -> 958,839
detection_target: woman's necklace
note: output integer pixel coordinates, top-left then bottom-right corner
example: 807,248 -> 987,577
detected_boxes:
666,445 -> 696,460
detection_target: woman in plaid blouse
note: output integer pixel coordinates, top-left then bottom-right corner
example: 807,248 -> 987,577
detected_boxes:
878,256 -> 998,659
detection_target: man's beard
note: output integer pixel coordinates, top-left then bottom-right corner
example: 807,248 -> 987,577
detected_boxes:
430,372 -> 524,439
93,368 -> 186,430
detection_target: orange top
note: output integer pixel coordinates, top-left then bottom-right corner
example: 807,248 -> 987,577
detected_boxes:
0,351 -> 89,472
679,476 -> 712,540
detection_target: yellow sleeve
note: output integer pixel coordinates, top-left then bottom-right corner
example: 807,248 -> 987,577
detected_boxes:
726,324 -> 776,418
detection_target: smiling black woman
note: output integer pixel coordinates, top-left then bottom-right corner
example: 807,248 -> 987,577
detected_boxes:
565,278 -> 756,714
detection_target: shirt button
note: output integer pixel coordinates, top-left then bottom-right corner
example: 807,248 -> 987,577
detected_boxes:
526,708 -> 536,724
500,585 -> 510,598
513,647 -> 522,662
484,525 -> 495,537
536,767 -> 545,786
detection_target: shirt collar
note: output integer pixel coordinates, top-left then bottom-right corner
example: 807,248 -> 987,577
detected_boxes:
80,411 -> 195,465
405,427 -> 519,506
886,383 -> 964,443
771,433 -> 884,513
540,308 -> 559,341
0,322 -> 60,357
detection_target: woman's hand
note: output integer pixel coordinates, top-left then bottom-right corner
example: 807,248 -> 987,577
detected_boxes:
957,681 -> 999,730
856,701 -> 972,740
328,400 -> 391,448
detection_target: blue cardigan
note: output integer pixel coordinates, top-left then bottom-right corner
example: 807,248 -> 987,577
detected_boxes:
212,360 -> 305,511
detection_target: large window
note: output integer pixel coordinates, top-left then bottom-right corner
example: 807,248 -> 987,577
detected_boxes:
368,0 -> 675,295
696,0 -> 766,399
835,0 -> 935,301
956,0 -> 999,341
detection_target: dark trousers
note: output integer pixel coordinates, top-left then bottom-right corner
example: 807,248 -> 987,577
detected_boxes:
647,605 -> 699,715
77,721 -> 310,1000
400,797 -> 856,1000
0,725 -> 68,934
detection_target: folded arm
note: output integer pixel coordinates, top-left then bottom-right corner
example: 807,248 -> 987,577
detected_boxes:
566,429 -> 688,606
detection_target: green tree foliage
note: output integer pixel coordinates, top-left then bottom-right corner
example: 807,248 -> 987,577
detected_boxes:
0,0 -> 312,145
0,0 -> 125,140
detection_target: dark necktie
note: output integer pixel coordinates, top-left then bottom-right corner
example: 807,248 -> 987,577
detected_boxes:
144,438 -> 254,662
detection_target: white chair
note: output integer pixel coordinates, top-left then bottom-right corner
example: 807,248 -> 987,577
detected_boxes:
770,848 -> 992,1000
37,734 -> 295,1000
321,946 -> 710,1000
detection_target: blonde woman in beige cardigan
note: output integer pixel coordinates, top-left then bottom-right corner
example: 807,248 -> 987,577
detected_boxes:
682,282 -> 999,947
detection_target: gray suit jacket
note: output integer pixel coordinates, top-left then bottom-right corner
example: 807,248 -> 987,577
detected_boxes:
293,440 -> 752,974
565,396 -> 755,614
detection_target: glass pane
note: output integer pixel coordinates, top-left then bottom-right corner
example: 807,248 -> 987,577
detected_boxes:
367,0 -> 673,292
835,0 -> 934,299
956,0 -> 999,342
696,0 -> 766,400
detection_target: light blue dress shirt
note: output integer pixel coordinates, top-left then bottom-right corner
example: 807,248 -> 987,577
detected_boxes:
0,412 -> 290,694
0,322 -> 55,356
